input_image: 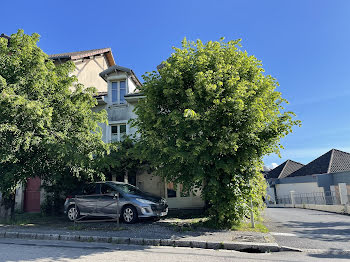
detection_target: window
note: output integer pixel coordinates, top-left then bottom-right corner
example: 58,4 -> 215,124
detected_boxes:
120,81 -> 126,104
101,184 -> 116,195
111,124 -> 127,142
82,184 -> 98,195
111,81 -> 127,104
110,183 -> 143,195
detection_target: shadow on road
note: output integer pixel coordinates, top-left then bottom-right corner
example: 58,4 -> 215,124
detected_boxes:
308,250 -> 350,260
0,239 -> 149,262
283,220 -> 350,242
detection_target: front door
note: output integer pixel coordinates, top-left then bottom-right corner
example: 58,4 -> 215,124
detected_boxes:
24,177 -> 41,213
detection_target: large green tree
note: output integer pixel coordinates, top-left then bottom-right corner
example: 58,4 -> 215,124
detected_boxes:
133,38 -> 300,227
0,30 -> 108,218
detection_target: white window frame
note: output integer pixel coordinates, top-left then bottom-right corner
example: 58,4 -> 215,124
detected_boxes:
111,80 -> 127,105
110,123 -> 128,142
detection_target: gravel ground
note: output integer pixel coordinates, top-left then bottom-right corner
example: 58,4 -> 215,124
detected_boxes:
0,216 -> 274,243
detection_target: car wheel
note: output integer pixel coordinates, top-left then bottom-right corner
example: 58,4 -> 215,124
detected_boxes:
122,205 -> 138,224
67,205 -> 80,221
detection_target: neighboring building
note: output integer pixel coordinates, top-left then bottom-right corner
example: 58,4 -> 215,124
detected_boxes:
12,44 -> 204,212
265,160 -> 304,203
288,149 -> 350,178
266,160 -> 304,180
266,149 -> 350,204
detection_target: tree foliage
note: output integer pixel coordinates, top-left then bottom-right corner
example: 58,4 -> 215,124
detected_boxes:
0,30 -> 108,215
101,137 -> 146,181
133,38 -> 300,227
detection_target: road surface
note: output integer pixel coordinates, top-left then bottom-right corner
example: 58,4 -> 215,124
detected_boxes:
0,238 -> 349,261
265,207 -> 350,251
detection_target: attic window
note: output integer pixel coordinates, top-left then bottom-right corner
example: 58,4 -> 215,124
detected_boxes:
111,81 -> 126,104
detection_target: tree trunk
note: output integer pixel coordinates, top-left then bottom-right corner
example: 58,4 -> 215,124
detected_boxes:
0,193 -> 15,221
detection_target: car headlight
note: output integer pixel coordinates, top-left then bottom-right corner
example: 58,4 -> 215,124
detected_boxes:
136,198 -> 155,204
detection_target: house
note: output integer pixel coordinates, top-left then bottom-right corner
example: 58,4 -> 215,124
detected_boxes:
12,47 -> 116,212
265,160 -> 304,203
96,64 -> 204,209
9,42 -> 204,212
266,149 -> 350,204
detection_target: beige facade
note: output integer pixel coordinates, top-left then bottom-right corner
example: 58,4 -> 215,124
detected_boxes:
136,172 -> 205,209
73,55 -> 110,93
52,54 -> 110,93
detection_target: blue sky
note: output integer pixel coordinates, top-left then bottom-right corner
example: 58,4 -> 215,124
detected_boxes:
2,0 -> 350,167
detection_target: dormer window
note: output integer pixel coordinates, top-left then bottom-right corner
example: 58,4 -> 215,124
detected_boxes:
111,81 -> 126,104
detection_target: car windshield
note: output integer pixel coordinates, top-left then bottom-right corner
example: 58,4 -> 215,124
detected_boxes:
110,183 -> 144,195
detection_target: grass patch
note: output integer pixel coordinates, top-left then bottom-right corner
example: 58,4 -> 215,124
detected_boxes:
164,217 -> 218,231
231,222 -> 269,233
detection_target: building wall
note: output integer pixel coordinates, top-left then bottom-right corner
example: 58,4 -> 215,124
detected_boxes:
136,172 -> 205,209
332,171 -> 350,184
73,55 -> 109,93
92,104 -> 108,142
103,71 -> 139,143
166,191 -> 205,209
137,172 -> 165,198
266,185 -> 276,203
128,78 -> 137,93
15,184 -> 24,211
275,182 -> 324,197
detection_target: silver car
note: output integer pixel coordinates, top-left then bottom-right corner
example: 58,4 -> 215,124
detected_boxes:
64,181 -> 168,223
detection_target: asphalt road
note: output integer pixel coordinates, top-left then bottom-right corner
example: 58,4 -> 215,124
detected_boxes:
265,207 -> 350,251
0,238 -> 349,262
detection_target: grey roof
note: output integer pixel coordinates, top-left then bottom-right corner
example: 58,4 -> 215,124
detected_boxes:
99,65 -> 132,75
124,92 -> 144,97
266,160 -> 304,179
289,149 -> 350,177
49,48 -> 115,67
99,65 -> 142,87
94,91 -> 108,98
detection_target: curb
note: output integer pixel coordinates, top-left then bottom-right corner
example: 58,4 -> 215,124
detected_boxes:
0,231 -> 287,253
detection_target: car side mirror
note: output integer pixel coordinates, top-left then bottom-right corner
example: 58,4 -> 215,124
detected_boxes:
113,192 -> 119,199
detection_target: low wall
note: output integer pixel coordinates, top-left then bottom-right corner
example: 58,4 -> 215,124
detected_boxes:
269,203 -> 350,215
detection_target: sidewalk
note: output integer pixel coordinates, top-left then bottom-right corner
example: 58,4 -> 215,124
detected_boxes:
0,216 -> 286,252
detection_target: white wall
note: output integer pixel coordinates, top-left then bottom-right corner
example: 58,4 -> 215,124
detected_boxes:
128,78 -> 137,93
92,104 -> 108,142
102,72 -> 140,143
266,186 -> 276,204
15,184 -> 24,211
270,203 -> 350,215
276,182 -> 324,197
